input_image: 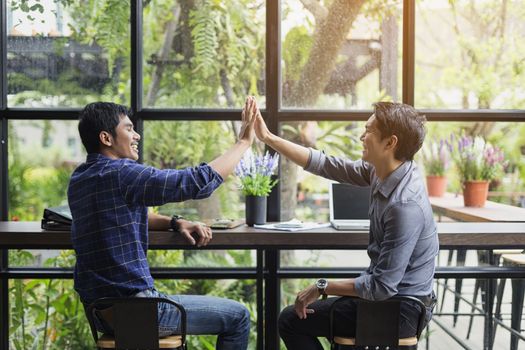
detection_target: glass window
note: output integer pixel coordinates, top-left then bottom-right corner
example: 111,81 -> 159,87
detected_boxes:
415,1 -> 525,109
143,120 -> 246,220
8,120 -> 84,221
421,121 -> 525,208
7,1 -> 130,107
279,120 -> 364,221
8,120 -> 83,267
280,120 -> 525,223
142,0 -> 266,108
281,0 -> 402,109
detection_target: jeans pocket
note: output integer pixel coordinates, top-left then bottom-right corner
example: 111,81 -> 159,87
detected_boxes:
158,301 -> 181,337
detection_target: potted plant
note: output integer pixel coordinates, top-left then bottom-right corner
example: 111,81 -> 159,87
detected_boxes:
455,135 -> 506,207
235,150 -> 279,226
422,137 -> 452,197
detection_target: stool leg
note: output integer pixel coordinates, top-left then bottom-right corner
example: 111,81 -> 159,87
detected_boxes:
439,250 -> 455,312
453,249 -> 467,326
510,278 -> 525,350
492,277 -> 506,347
466,279 -> 481,339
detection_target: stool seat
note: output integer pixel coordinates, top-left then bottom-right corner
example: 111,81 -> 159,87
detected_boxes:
97,334 -> 183,348
501,254 -> 525,265
334,336 -> 418,346
493,249 -> 523,256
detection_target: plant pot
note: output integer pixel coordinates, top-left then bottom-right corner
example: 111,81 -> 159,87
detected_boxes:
426,175 -> 447,197
463,180 -> 489,207
245,195 -> 267,226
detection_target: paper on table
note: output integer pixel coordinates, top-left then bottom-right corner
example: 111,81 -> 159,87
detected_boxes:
254,219 -> 331,232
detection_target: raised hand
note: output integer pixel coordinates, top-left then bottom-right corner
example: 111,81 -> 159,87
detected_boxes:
253,99 -> 272,143
239,96 -> 256,144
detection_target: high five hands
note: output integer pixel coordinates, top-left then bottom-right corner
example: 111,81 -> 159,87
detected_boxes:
241,96 -> 273,144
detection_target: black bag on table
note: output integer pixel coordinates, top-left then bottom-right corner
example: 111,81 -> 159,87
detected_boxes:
41,205 -> 72,231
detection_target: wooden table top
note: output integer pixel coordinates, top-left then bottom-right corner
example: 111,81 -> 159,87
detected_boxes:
1,221 -> 525,249
429,193 -> 525,222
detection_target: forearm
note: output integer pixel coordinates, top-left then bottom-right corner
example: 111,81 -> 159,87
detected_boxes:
325,279 -> 358,297
148,212 -> 171,230
208,140 -> 251,179
265,133 -> 310,168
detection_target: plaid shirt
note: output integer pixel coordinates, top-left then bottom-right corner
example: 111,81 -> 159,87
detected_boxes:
68,153 -> 223,305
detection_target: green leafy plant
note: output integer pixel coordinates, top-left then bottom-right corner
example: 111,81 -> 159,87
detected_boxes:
235,150 -> 279,197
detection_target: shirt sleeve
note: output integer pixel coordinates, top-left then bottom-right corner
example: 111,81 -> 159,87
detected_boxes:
354,201 -> 424,300
304,148 -> 372,186
118,161 -> 224,206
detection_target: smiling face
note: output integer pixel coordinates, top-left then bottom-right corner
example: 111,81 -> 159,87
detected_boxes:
359,114 -> 391,166
100,115 -> 141,160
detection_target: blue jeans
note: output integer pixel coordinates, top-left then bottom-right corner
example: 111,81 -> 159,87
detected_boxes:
96,288 -> 251,350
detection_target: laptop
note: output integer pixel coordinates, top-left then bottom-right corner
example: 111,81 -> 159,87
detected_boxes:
329,183 -> 371,230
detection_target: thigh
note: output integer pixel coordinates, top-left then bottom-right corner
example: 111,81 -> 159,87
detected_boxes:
280,297 -> 358,338
168,294 -> 248,335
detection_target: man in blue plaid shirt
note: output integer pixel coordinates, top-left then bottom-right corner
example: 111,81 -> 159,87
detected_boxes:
68,98 -> 258,350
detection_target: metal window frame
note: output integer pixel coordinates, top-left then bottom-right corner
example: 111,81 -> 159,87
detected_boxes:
1,1 -> 525,349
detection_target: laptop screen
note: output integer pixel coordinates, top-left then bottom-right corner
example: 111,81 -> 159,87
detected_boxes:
330,183 -> 371,220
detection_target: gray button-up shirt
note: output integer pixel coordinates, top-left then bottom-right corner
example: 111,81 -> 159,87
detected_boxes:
305,149 -> 439,301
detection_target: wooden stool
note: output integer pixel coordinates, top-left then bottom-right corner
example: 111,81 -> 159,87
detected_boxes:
493,254 -> 525,350
329,296 -> 427,350
86,297 -> 187,350
464,249 -> 523,339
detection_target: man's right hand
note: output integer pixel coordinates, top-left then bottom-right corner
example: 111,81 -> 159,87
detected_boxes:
177,219 -> 212,247
254,104 -> 273,144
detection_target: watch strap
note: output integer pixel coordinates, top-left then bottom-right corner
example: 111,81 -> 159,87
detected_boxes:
170,215 -> 184,232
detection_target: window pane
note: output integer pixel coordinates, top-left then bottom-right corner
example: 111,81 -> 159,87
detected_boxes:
420,121 -> 525,208
8,120 -> 83,267
142,0 -> 266,108
143,120 -> 244,220
8,120 -> 84,221
7,1 -> 130,107
281,0 -> 402,109
415,1 -> 525,109
280,120 -> 525,222
279,120 -> 364,221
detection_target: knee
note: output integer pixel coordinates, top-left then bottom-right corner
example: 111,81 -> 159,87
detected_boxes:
233,302 -> 251,334
278,305 -> 297,334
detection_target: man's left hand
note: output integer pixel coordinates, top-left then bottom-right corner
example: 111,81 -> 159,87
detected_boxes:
294,284 -> 319,319
178,220 -> 212,247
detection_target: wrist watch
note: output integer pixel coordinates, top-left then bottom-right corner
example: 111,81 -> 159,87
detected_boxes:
315,278 -> 328,300
170,215 -> 184,232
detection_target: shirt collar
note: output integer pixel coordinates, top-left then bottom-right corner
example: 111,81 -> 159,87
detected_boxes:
373,161 -> 412,198
86,153 -> 112,163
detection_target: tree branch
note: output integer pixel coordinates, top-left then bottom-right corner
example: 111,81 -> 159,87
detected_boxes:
299,0 -> 328,22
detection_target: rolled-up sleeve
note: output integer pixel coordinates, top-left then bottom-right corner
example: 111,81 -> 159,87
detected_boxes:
119,162 -> 224,206
305,148 -> 371,186
354,201 -> 424,300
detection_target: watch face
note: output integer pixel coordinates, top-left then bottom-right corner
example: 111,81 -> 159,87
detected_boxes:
316,278 -> 327,289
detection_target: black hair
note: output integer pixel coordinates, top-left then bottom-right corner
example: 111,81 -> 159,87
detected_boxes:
372,102 -> 427,161
78,102 -> 132,154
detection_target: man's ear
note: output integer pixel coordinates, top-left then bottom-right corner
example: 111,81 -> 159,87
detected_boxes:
99,131 -> 113,147
386,135 -> 398,151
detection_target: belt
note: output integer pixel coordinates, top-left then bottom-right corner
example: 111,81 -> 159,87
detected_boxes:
414,293 -> 437,308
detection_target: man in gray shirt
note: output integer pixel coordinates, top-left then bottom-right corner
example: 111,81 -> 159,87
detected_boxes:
253,101 -> 439,349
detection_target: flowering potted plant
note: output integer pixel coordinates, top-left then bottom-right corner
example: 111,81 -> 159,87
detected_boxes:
235,150 -> 279,225
455,135 -> 505,207
421,137 -> 452,197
